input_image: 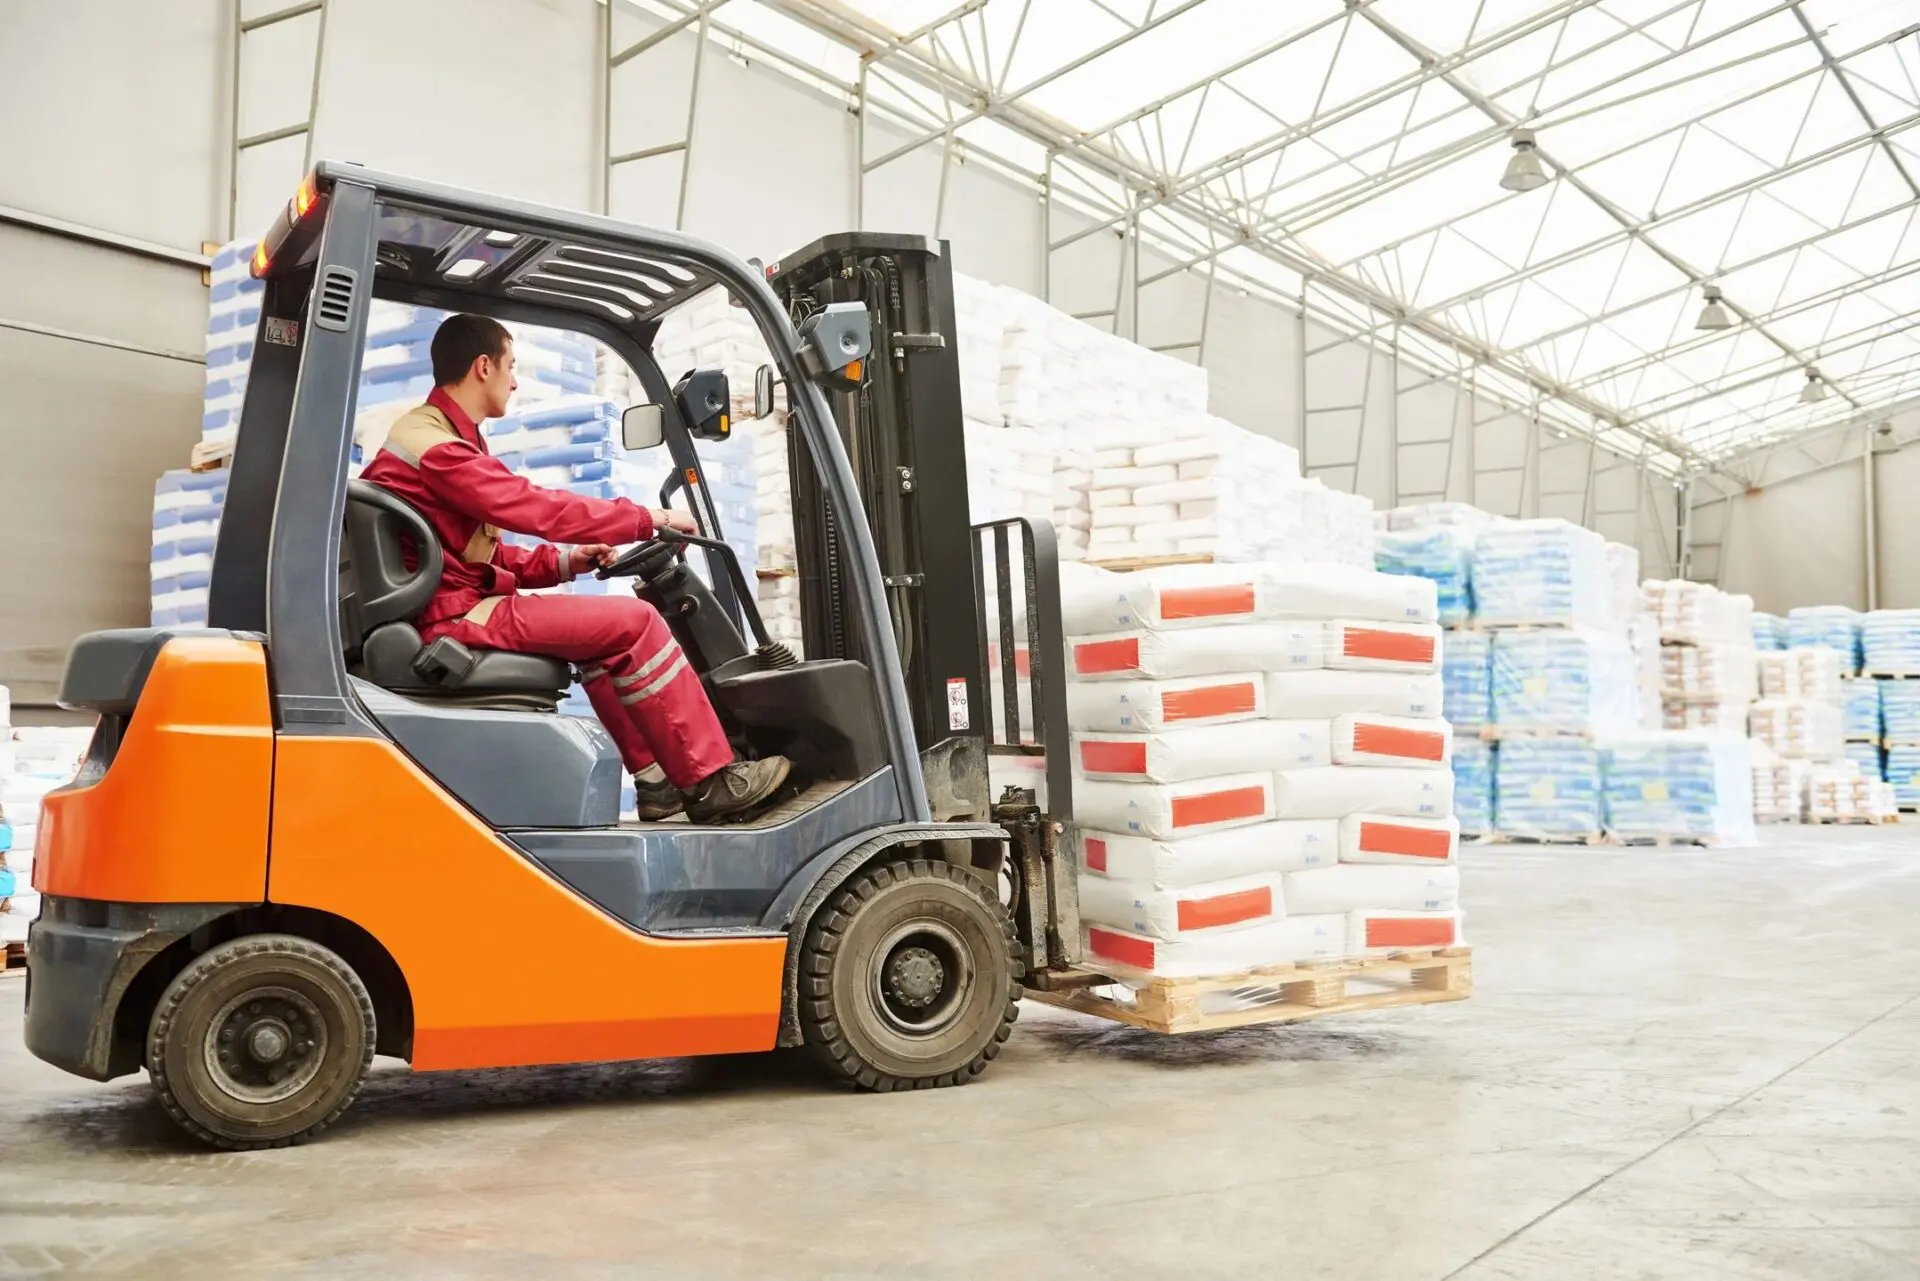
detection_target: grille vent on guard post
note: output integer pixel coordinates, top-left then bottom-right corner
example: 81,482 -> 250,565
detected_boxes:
315,266 -> 357,332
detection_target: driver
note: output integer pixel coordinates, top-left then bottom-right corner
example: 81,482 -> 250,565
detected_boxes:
358,313 -> 791,823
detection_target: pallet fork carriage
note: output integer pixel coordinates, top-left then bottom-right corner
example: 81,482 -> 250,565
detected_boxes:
23,164 -> 1090,1149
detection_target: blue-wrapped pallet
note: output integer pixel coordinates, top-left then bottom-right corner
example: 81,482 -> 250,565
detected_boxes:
1495,738 -> 1603,841
1600,733 -> 1755,845
1841,678 -> 1882,742
1862,609 -> 1920,676
1788,605 -> 1862,675
1453,737 -> 1494,836
1442,629 -> 1492,729
1375,527 -> 1473,627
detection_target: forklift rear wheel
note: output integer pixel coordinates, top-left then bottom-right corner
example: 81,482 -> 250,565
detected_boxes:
147,934 -> 376,1150
800,858 -> 1022,1091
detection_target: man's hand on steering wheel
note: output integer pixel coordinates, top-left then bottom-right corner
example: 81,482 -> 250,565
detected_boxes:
568,544 -> 618,578
650,507 -> 698,536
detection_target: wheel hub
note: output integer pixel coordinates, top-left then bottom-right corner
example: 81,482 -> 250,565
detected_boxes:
885,946 -> 946,1009
203,987 -> 327,1105
870,921 -> 975,1037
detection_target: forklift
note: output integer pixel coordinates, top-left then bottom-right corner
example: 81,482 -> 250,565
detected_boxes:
24,164 -> 1080,1149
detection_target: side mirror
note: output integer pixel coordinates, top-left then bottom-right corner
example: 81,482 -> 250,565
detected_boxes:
754,365 -> 776,419
621,404 -> 665,450
673,369 -> 731,441
797,302 -> 871,391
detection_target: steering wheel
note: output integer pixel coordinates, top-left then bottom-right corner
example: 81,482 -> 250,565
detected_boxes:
595,529 -> 688,580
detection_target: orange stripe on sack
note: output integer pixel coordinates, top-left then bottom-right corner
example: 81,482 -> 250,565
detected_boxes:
1088,926 -> 1156,970
1159,583 -> 1255,621
1161,679 -> 1258,723
1170,784 -> 1266,829
1358,820 -> 1453,860
1084,837 -> 1108,873
1352,721 -> 1446,761
1365,916 -> 1456,948
1079,739 -> 1148,776
1074,636 -> 1141,676
1343,626 -> 1435,665
1176,884 -> 1272,931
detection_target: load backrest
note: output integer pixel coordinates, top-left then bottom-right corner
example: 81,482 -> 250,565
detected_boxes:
339,480 -> 442,657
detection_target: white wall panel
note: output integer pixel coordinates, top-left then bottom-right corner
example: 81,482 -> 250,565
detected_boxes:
0,0 -> 225,247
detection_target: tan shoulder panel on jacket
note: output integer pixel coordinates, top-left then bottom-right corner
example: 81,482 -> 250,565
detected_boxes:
381,405 -> 462,468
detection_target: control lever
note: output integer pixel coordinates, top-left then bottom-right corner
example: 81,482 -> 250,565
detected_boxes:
648,529 -> 773,648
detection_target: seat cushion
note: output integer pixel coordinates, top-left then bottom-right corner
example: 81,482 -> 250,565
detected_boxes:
361,621 -> 571,695
461,649 -> 574,693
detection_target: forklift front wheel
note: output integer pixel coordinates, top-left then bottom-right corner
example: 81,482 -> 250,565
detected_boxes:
147,934 -> 376,1150
800,858 -> 1022,1091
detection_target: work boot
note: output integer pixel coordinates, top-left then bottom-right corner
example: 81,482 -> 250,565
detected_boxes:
684,756 -> 793,824
632,772 -> 685,821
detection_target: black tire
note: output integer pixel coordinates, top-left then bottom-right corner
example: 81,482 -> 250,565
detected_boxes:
147,934 -> 375,1150
800,858 -> 1022,1091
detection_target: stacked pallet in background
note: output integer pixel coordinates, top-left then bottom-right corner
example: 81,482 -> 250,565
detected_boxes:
1788,606 -> 1862,674
1752,612 -> 1788,651
1051,560 -> 1464,1023
996,291 -> 1212,564
0,689 -> 94,948
1807,760 -> 1898,823
1882,680 -> 1920,809
1477,520 -> 1637,842
1600,733 -> 1756,845
1841,677 -> 1883,783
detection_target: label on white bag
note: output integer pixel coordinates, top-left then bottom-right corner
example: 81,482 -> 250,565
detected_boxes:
947,678 -> 970,730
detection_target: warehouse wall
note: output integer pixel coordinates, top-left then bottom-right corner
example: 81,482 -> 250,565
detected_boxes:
0,0 -> 225,700
0,0 -> 1676,698
1698,406 -> 1920,613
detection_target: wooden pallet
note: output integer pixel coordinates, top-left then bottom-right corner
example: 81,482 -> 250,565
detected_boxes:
1,942 -> 24,979
1086,553 -> 1215,573
1475,726 -> 1596,742
1024,947 -> 1471,1035
1472,832 -> 1718,847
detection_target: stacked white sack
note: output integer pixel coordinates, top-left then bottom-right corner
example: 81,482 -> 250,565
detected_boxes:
1807,760 -> 1896,822
1749,699 -> 1844,759
1759,648 -> 1845,703
1068,562 -> 1462,979
1642,579 -> 1754,647
1752,754 -> 1810,822
996,291 -> 1207,562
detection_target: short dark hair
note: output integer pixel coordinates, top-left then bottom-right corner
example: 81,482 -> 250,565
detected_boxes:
430,313 -> 511,386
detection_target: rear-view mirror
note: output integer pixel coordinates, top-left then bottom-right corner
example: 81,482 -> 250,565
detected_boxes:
754,365 -> 776,419
621,404 -> 665,450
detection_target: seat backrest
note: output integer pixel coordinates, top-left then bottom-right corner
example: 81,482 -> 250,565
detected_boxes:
340,480 -> 442,658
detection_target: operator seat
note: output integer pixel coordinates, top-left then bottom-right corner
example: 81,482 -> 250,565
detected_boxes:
339,481 -> 572,709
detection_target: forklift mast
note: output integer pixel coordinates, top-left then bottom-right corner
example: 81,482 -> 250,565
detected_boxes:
766,235 -> 990,795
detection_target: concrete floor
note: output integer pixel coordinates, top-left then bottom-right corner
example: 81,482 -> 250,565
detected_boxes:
1,826 -> 1917,1280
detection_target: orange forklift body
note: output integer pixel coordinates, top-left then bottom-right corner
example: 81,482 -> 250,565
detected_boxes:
35,635 -> 785,1071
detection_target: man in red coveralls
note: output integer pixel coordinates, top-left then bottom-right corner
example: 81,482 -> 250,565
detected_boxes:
359,314 -> 790,822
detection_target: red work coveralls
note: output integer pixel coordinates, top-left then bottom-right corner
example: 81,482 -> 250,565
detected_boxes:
357,387 -> 734,788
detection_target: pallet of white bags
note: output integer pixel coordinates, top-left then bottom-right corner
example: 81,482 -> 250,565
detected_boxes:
1024,948 -> 1471,1035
